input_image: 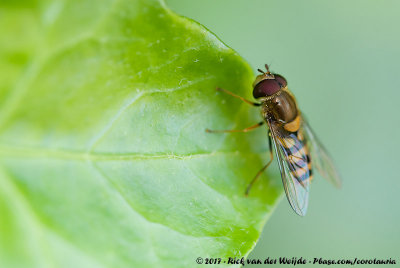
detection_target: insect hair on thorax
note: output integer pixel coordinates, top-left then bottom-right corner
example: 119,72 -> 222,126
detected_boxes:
259,87 -> 290,120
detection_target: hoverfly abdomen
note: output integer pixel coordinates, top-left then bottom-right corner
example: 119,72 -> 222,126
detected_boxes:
280,132 -> 313,184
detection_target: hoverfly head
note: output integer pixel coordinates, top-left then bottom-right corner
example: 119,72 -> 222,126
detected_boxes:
252,64 -> 287,99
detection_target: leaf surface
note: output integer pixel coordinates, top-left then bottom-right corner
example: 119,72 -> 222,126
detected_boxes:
0,0 -> 282,267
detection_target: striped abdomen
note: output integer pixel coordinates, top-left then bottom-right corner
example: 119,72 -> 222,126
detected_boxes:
280,131 -> 313,185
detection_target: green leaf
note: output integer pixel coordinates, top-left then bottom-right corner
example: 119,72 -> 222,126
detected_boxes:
0,0 -> 282,267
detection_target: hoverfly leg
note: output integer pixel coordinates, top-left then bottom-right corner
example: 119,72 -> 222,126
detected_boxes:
206,121 -> 264,133
245,131 -> 274,196
216,87 -> 261,107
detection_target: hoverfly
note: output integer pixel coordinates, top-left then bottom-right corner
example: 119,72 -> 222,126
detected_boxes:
206,64 -> 341,216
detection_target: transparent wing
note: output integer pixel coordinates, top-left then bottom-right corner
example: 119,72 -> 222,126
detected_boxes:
267,120 -> 310,216
301,116 -> 342,188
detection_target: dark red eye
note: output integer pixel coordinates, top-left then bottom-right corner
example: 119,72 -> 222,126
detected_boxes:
253,79 -> 281,98
274,74 -> 287,87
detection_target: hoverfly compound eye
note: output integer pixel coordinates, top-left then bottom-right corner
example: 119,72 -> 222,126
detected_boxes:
253,79 -> 281,98
274,74 -> 287,87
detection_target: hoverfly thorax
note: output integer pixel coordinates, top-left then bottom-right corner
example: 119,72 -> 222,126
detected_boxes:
252,65 -> 299,130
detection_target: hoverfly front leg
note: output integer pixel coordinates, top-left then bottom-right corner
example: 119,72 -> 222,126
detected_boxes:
245,131 -> 273,196
216,87 -> 261,107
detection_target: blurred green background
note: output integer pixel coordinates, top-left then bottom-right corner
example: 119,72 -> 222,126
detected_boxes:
167,0 -> 400,265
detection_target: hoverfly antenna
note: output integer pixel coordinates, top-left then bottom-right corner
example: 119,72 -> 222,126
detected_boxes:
265,64 -> 271,74
257,68 -> 265,74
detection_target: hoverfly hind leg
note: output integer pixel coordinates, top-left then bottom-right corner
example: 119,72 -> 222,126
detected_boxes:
245,131 -> 274,196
